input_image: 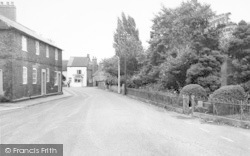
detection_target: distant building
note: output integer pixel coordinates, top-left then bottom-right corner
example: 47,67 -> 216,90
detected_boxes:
66,55 -> 98,87
93,63 -> 108,86
0,2 -> 63,101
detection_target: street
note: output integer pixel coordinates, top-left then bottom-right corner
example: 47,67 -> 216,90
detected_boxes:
0,87 -> 250,156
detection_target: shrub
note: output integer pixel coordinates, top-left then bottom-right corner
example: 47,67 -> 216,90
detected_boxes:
0,95 -> 9,102
210,85 -> 247,115
178,84 -> 207,106
180,84 -> 207,97
210,85 -> 246,101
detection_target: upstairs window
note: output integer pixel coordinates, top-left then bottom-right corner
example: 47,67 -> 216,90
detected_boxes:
55,49 -> 58,60
46,46 -> 49,58
22,36 -> 27,52
46,68 -> 50,82
35,41 -> 40,55
32,68 -> 37,84
23,67 -> 27,84
77,70 -> 81,74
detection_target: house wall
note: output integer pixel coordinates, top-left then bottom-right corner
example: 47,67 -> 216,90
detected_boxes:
67,67 -> 87,87
0,29 -> 63,101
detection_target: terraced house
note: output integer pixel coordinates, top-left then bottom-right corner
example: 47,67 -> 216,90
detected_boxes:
0,2 -> 63,101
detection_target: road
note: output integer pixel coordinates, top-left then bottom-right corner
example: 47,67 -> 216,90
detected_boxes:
0,87 -> 250,156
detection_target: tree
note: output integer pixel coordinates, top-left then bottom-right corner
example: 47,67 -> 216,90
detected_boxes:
137,0 -> 215,90
227,21 -> 250,87
113,12 -> 144,77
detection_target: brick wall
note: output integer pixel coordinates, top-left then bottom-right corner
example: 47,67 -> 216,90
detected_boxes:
0,29 -> 62,101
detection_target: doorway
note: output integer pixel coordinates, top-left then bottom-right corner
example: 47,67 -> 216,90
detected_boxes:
41,69 -> 46,95
58,72 -> 61,92
0,69 -> 3,95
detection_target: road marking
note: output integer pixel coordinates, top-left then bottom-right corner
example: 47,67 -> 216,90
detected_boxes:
199,128 -> 210,133
185,121 -> 194,125
220,136 -> 234,142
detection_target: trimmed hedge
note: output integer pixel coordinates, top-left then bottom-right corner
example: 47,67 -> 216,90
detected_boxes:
178,84 -> 207,106
210,85 -> 246,101
210,85 -> 246,115
180,84 -> 207,97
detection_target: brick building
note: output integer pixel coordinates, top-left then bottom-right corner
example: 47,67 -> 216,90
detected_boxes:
0,2 -> 63,101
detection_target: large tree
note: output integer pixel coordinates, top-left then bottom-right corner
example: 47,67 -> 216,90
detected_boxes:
227,20 -> 250,92
113,12 -> 144,77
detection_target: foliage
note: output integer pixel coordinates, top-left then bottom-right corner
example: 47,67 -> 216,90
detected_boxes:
113,12 -> 144,77
227,21 -> 250,85
210,85 -> 246,101
0,95 -> 9,102
179,84 -> 207,98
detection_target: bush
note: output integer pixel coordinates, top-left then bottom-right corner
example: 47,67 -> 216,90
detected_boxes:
180,84 -> 207,97
178,84 -> 207,106
0,95 -> 9,102
210,85 -> 247,115
210,85 -> 246,101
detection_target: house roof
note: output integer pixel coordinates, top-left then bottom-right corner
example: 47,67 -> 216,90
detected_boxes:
67,57 -> 90,67
62,60 -> 68,71
0,14 -> 62,50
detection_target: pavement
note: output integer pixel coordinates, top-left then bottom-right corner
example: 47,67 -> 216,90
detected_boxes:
0,87 -> 250,156
0,88 -> 72,112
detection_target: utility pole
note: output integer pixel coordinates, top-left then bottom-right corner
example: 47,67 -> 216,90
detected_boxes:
117,56 -> 120,94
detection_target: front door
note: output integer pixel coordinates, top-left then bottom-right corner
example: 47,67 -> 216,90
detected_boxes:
0,69 -> 3,95
58,72 -> 61,92
41,69 -> 46,95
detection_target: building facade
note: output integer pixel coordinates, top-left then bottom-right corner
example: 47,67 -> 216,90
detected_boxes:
0,2 -> 63,101
66,55 -> 98,87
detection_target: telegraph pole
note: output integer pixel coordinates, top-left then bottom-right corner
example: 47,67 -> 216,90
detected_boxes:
117,56 -> 121,94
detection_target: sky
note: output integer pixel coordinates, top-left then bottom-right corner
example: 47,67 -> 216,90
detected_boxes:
10,0 -> 250,62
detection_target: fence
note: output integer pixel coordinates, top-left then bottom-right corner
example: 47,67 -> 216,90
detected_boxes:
127,88 -> 180,108
193,97 -> 250,121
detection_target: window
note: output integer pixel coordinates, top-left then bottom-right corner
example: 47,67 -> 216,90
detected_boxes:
22,36 -> 27,52
35,41 -> 40,55
54,71 -> 58,85
23,67 -> 27,84
46,46 -> 49,58
55,49 -> 58,60
46,68 -> 50,82
74,78 -> 81,83
77,70 -> 81,74
32,68 -> 37,84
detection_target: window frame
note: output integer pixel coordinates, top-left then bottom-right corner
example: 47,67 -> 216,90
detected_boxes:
46,45 -> 49,58
55,49 -> 58,61
35,41 -> 40,55
22,36 -> 27,52
23,67 -> 27,84
77,70 -> 81,74
32,68 -> 37,84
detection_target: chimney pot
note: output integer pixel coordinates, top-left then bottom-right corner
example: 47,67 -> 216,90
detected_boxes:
6,2 -> 9,5
1,2 -> 3,5
11,2 -> 14,5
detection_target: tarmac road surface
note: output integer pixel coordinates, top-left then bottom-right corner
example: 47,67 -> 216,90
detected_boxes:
0,87 -> 250,156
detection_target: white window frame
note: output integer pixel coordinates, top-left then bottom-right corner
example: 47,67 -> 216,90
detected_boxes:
32,68 -> 37,84
35,41 -> 40,55
54,71 -> 58,86
46,46 -> 49,58
46,68 -> 50,82
55,49 -> 58,61
22,36 -> 27,52
23,67 -> 27,84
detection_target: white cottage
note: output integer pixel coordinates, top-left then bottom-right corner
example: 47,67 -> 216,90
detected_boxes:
66,57 -> 90,87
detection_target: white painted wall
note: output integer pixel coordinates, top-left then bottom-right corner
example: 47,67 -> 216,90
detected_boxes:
67,67 -> 87,87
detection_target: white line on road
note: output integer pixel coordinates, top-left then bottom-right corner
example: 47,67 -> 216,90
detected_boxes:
199,128 -> 210,133
220,136 -> 234,143
185,121 -> 194,125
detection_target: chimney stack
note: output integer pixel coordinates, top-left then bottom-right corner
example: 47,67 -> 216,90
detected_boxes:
0,1 -> 16,21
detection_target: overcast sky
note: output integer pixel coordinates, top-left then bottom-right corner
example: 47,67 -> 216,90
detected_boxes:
12,0 -> 250,61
